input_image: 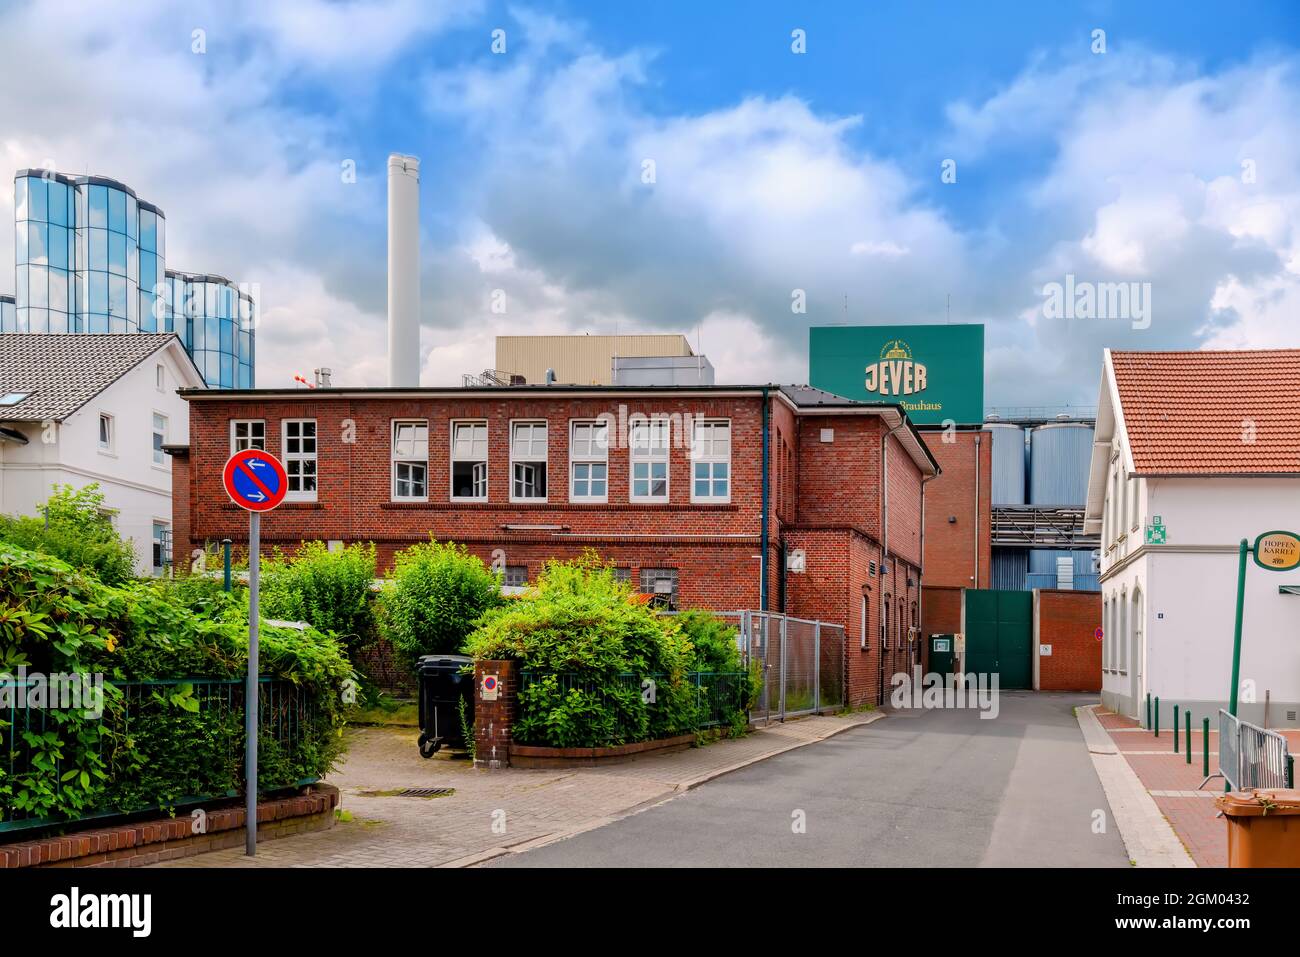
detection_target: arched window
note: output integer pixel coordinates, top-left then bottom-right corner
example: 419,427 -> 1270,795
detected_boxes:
1119,588 -> 1128,673
861,594 -> 870,652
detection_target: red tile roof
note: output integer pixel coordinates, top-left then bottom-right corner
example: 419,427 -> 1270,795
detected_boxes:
1111,349 -> 1300,474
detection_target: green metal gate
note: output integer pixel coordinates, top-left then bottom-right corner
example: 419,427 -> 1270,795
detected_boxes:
963,589 -> 1032,690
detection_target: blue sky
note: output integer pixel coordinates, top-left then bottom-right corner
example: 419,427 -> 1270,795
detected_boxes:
0,0 -> 1297,405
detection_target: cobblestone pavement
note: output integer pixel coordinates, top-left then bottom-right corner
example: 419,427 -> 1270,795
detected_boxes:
1088,705 -> 1221,866
157,711 -> 881,868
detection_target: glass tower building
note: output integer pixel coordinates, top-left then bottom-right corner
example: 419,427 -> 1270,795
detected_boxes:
2,169 -> 254,388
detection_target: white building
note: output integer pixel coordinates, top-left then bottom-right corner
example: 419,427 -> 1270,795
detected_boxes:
1085,348 -> 1300,728
0,334 -> 205,574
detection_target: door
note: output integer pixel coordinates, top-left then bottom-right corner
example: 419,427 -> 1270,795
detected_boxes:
930,635 -> 955,677
963,589 -> 1033,690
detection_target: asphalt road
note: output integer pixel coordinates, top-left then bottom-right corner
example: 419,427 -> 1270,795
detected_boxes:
488,692 -> 1130,867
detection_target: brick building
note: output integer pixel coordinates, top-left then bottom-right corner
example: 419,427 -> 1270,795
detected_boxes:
170,383 -> 939,706
918,427 -> 992,644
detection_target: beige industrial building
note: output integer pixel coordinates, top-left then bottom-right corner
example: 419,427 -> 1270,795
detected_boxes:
493,334 -> 709,385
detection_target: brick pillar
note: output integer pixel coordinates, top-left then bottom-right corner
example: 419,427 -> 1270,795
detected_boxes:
474,660 -> 518,770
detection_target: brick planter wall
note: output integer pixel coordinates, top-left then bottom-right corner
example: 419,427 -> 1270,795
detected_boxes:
0,784 -> 339,868
510,733 -> 696,769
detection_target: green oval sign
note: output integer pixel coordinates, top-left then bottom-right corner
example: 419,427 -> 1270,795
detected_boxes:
1253,531 -> 1300,572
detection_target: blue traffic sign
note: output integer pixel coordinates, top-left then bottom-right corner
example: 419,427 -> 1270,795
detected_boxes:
222,449 -> 288,512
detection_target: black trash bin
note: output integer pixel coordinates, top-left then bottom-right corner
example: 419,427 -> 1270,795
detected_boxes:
416,654 -> 474,758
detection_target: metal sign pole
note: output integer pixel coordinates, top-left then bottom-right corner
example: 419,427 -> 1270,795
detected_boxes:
1229,538 -> 1249,719
246,511 -> 260,856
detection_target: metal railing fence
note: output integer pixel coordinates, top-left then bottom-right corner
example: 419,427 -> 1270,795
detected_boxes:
517,670 -> 751,732
0,677 -> 319,835
1216,708 -> 1292,791
737,611 -> 846,723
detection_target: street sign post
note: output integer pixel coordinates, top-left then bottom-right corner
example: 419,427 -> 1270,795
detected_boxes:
221,449 -> 288,856
1228,530 -> 1300,722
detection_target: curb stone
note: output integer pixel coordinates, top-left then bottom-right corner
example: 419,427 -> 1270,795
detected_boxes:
1077,705 -> 1195,868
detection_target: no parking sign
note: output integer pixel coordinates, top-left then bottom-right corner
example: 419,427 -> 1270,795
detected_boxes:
220,448 -> 288,858
482,675 -> 499,701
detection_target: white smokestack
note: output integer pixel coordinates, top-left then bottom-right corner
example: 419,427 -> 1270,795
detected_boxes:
387,153 -> 420,387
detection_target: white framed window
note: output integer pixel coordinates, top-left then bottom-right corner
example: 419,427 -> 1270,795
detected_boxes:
451,420 -> 488,501
98,412 -> 114,452
151,520 -> 169,573
155,363 -> 165,391
690,418 -> 731,503
1129,475 -> 1139,531
392,419 -> 428,501
510,420 -> 548,501
282,419 -> 317,501
152,412 -> 167,465
861,595 -> 870,651
569,419 -> 609,502
230,419 -> 265,453
881,597 -> 891,651
629,417 -> 670,502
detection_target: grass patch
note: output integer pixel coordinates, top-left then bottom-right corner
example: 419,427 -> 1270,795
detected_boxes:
349,697 -> 419,727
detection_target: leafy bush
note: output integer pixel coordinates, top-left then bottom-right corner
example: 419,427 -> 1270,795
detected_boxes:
260,541 -> 377,655
0,542 -> 353,826
381,538 -> 503,663
0,484 -> 136,585
677,609 -> 744,673
467,553 -> 703,746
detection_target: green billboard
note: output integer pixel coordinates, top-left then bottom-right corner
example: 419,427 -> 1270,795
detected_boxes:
808,324 -> 985,425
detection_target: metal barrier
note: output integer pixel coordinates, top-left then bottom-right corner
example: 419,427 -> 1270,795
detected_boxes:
0,677 -> 320,835
737,611 -> 846,723
1209,708 -> 1291,791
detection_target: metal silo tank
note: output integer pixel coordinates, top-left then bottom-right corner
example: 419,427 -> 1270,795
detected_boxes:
985,422 -> 1026,506
1028,422 -> 1095,506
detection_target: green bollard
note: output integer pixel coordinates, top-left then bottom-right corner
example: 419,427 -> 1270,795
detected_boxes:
1145,693 -> 1151,730
1185,711 -> 1192,765
1203,717 -> 1210,779
1154,697 -> 1160,737
1174,704 -> 1180,753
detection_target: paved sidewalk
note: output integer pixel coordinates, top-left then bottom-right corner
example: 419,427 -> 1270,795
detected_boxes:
1088,705 -> 1219,866
1076,704 -> 1195,867
157,711 -> 881,868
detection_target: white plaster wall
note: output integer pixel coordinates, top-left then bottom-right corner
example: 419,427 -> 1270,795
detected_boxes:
0,345 -> 197,574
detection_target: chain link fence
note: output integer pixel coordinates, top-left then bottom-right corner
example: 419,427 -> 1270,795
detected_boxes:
722,611 -> 846,723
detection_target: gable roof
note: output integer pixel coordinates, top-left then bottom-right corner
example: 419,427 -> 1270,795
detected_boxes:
1110,349 -> 1300,475
0,334 -> 198,421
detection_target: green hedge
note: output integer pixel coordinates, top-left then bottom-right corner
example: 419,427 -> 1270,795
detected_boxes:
0,543 -> 353,827
466,554 -> 757,746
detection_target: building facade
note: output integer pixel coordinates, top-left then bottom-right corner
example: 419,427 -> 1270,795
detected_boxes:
1,169 -> 254,389
170,383 -> 938,707
0,334 -> 206,574
492,334 -> 698,385
1086,348 -> 1300,727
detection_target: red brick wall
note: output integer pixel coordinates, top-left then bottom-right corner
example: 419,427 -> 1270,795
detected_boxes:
920,584 -> 963,671
919,429 -> 991,590
176,391 -> 930,699
1035,589 -> 1102,692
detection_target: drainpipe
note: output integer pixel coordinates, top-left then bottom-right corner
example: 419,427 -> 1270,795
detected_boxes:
760,387 -> 770,611
918,471 -> 937,663
881,418 -> 909,557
